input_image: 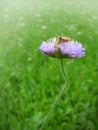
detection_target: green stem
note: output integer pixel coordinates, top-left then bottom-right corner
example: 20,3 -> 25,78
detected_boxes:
39,59 -> 68,130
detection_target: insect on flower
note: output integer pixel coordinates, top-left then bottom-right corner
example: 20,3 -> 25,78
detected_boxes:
39,36 -> 85,58
54,35 -> 72,48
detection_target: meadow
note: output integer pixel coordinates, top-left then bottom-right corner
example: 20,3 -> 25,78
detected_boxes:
0,0 -> 98,130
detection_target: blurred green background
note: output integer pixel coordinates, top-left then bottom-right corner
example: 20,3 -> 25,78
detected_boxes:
0,0 -> 98,130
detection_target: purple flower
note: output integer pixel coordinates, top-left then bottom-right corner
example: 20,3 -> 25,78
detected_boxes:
39,37 -> 86,58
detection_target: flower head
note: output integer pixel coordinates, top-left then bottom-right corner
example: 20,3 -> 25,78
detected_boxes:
39,37 -> 86,59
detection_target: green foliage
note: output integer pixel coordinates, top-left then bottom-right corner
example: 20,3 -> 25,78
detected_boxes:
0,0 -> 98,130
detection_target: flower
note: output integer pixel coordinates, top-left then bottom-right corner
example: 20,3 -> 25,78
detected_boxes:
39,37 -> 86,58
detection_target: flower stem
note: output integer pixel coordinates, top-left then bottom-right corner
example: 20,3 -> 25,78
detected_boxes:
39,59 -> 68,130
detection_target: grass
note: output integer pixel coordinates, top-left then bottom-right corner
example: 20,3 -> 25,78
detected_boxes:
0,0 -> 98,130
